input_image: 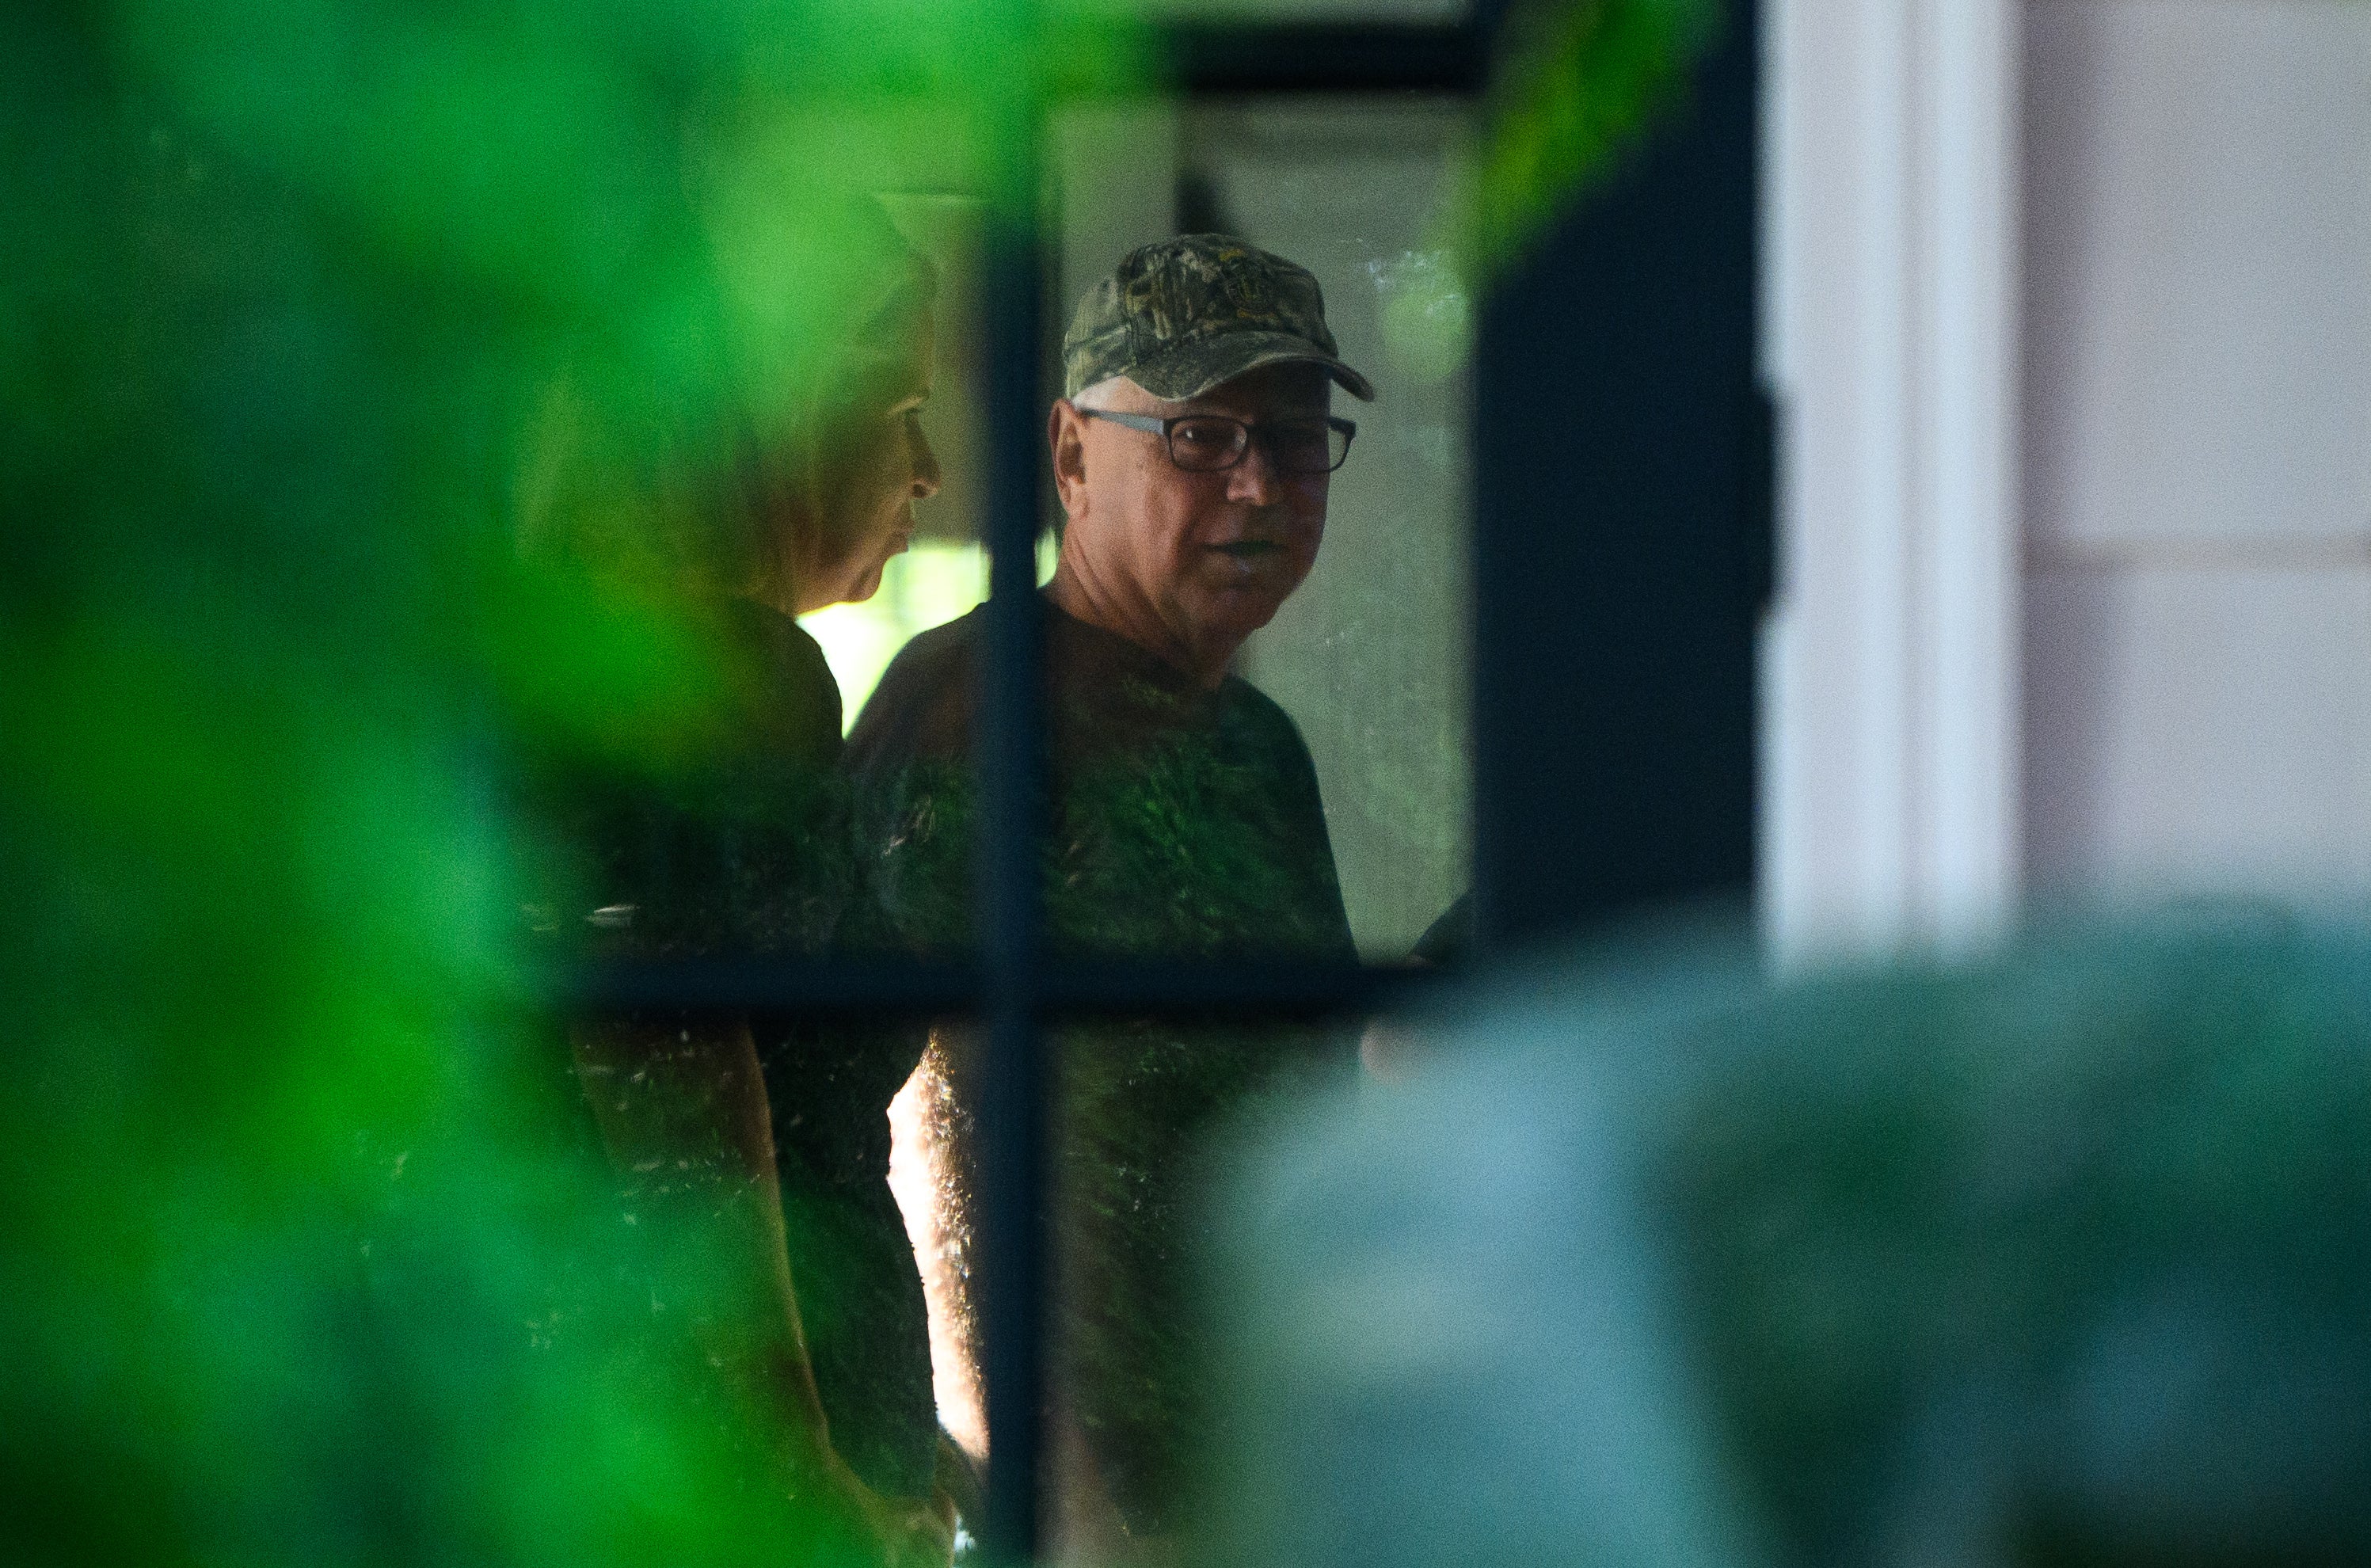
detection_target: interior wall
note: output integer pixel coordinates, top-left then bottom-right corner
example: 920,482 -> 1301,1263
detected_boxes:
2022,0 -> 2371,902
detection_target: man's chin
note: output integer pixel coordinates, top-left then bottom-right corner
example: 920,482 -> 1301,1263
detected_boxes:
1187,590 -> 1288,650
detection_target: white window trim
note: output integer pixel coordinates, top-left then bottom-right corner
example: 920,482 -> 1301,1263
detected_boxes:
1760,0 -> 2023,964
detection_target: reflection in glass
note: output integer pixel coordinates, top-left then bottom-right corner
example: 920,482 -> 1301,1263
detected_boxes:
1189,99 -> 1475,964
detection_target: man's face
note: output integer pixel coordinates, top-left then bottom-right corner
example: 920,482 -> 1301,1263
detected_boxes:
1054,363 -> 1333,672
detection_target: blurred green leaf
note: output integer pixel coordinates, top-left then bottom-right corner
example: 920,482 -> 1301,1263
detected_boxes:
1465,0 -> 1724,279
1,2 -> 1143,1562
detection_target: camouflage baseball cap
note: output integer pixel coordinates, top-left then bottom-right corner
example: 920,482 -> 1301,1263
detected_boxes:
1062,234 -> 1375,404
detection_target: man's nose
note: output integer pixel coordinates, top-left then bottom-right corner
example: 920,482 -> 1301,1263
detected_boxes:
1224,436 -> 1280,504
911,421 -> 943,500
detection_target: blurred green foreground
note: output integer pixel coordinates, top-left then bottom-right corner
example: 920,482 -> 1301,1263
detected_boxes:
1,4 -> 1114,1561
1216,915 -> 2371,1568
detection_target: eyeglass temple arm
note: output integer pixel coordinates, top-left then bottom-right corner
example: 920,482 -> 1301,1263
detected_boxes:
1076,409 -> 1166,433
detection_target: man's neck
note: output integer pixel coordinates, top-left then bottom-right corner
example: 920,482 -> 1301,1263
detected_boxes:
1044,555 -> 1231,689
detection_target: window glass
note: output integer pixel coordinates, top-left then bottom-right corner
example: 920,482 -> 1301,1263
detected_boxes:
1050,96 -> 1474,962
533,90 -> 1476,1562
1020,89 -> 1472,1563
1187,98 -> 1473,961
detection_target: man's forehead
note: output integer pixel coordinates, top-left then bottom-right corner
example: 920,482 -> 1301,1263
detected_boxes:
1166,363 -> 1332,414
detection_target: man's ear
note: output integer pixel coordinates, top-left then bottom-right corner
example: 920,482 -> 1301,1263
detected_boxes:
1049,399 -> 1090,519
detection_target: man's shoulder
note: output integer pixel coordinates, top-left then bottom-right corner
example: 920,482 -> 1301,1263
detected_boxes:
845,607 -> 983,778
1217,673 -> 1317,763
1219,671 -> 1292,724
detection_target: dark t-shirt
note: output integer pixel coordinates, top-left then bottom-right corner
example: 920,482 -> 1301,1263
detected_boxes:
846,599 -> 1357,962
844,598 -> 1357,1534
532,600 -> 938,1501
554,600 -> 843,954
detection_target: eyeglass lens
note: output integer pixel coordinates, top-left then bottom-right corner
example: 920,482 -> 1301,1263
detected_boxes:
1167,417 -> 1348,474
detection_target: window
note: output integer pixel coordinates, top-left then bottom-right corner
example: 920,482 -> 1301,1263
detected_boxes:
592,5 -> 1761,1559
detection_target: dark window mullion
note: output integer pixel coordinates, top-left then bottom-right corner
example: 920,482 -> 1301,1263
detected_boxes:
580,957 -> 1418,1018
1163,21 -> 1487,95
973,166 -> 1052,1562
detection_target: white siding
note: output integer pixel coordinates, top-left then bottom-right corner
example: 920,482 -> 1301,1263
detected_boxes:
2027,562 -> 2371,892
2023,0 -> 2371,900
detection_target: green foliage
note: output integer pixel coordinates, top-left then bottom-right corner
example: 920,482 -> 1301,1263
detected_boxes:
1657,922 -> 2371,1561
1465,0 -> 1725,279
1212,918 -> 2371,1568
0,2 -> 1141,1562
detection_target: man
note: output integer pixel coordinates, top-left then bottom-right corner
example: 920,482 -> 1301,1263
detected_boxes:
844,235 -> 1374,1556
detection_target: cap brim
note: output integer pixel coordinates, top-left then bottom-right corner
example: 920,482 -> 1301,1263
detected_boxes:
1127,329 -> 1376,403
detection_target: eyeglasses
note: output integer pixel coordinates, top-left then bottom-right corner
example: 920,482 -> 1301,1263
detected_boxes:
1079,409 -> 1357,475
